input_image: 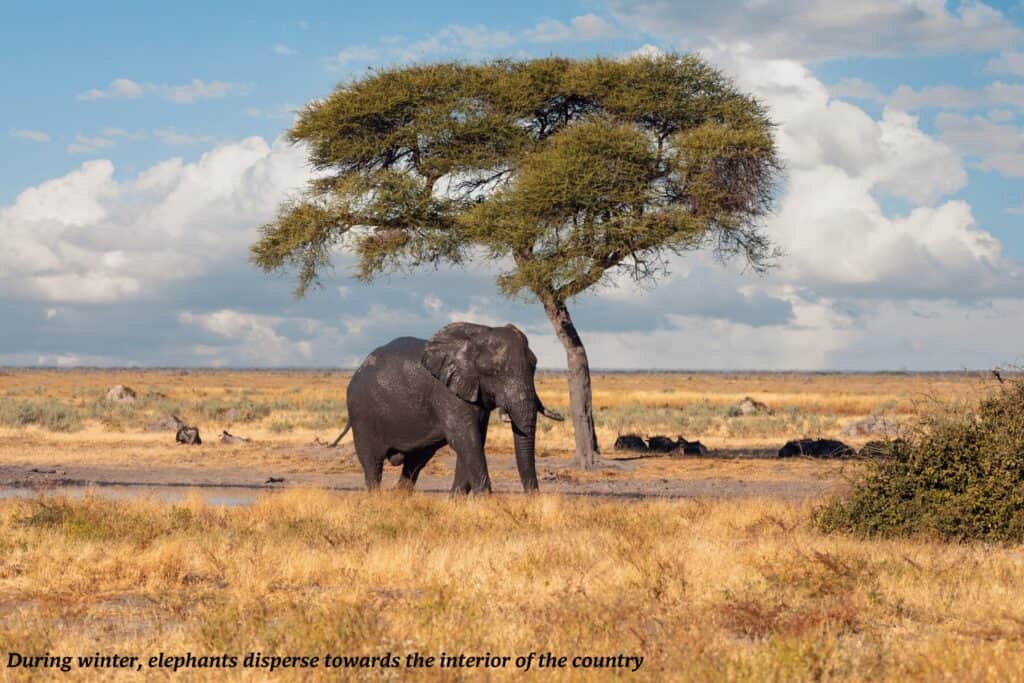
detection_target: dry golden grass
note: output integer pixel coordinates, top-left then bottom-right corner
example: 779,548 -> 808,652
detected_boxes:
1,369 -> 1017,681
0,368 -> 995,455
2,490 -> 1023,681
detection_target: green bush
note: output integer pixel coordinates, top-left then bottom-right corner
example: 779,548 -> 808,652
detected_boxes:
0,398 -> 81,432
815,382 -> 1024,543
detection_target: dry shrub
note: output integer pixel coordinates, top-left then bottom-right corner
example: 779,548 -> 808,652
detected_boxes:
815,380 -> 1024,542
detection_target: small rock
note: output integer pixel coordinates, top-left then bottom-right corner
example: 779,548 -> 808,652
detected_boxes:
778,438 -> 854,459
728,396 -> 774,417
105,384 -> 137,404
265,477 -> 284,484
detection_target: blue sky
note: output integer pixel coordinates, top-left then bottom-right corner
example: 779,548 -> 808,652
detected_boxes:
3,1 -> 1024,369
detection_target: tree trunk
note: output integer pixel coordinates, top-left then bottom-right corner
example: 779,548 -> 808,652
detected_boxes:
542,297 -> 600,470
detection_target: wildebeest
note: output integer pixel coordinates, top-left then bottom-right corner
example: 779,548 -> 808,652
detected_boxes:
646,435 -> 677,452
176,420 -> 202,445
676,437 -> 709,456
614,434 -> 648,452
778,438 -> 854,458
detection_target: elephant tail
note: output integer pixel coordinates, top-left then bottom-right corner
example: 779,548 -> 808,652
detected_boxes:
329,422 -> 351,448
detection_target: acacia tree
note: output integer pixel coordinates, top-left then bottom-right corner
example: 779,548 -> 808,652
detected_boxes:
251,54 -> 781,469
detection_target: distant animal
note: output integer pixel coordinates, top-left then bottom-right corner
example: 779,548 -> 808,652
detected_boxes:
614,434 -> 648,452
175,421 -> 201,445
676,437 -> 709,456
647,435 -> 677,452
992,367 -> 1005,384
329,322 -> 564,493
265,477 -> 285,484
219,430 -> 250,445
778,438 -> 853,458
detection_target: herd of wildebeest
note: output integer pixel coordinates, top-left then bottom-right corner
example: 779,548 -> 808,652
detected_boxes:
612,433 -> 902,459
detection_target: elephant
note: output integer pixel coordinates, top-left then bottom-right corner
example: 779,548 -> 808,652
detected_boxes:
331,322 -> 564,493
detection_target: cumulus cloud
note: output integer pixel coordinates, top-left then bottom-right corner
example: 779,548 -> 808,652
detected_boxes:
77,78 -> 247,103
684,46 -> 1014,304
0,137 -> 309,303
608,0 -> 1022,61
179,309 -> 313,365
936,112 -> 1024,176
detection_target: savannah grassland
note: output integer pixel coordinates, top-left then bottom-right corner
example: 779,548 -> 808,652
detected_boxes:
1,369 -> 1023,681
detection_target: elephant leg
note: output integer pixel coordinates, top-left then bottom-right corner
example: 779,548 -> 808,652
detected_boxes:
352,432 -> 386,491
448,427 -> 491,494
396,446 -> 439,491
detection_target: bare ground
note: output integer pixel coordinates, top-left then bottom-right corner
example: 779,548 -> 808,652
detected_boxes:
0,430 -> 851,501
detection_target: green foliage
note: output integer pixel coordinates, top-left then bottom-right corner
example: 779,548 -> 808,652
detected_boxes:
251,53 -> 781,303
0,398 -> 81,432
815,382 -> 1024,543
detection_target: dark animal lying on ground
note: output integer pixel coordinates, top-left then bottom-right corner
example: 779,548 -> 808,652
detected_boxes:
778,438 -> 854,458
647,435 -> 678,452
175,419 -> 202,445
676,437 -> 709,456
219,430 -> 250,445
614,434 -> 710,455
858,438 -> 907,458
614,434 -> 648,451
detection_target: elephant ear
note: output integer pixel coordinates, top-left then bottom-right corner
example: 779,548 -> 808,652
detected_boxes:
422,323 -> 483,403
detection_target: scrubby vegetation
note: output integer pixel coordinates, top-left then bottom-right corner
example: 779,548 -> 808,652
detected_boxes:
816,381 -> 1024,542
3,491 -> 1024,680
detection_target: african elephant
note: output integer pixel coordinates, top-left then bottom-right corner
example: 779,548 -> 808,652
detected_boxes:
331,322 -> 563,493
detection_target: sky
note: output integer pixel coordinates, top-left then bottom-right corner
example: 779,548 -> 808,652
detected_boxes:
3,0 -> 1024,370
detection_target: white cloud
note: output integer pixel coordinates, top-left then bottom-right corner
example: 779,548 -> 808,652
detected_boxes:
9,128 -> 50,143
152,128 -> 215,145
179,309 -> 313,365
162,79 -> 245,103
398,24 -> 517,62
77,78 -> 246,103
67,135 -> 116,154
690,46 -> 1008,302
936,112 -> 1024,177
887,81 -> 1024,110
78,78 -> 145,101
273,43 -> 295,56
985,49 -> 1024,76
608,0 -> 1022,62
524,14 -> 617,43
0,136 -> 309,303
828,77 -> 884,102
330,45 -> 379,67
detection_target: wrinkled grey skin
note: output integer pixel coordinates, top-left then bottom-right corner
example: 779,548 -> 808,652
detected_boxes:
335,322 -> 563,494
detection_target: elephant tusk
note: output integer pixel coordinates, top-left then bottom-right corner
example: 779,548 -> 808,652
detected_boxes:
498,408 -> 512,424
540,405 -> 565,421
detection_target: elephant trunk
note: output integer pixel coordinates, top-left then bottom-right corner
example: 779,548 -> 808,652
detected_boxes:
508,402 -> 539,493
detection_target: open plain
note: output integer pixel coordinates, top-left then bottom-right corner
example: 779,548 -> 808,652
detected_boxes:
1,369 -> 1021,680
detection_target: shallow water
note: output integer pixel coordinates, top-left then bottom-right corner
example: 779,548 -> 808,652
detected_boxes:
0,484 -> 267,507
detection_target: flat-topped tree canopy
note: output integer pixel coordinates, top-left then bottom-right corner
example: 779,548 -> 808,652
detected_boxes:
251,52 -> 782,469
252,53 -> 780,299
